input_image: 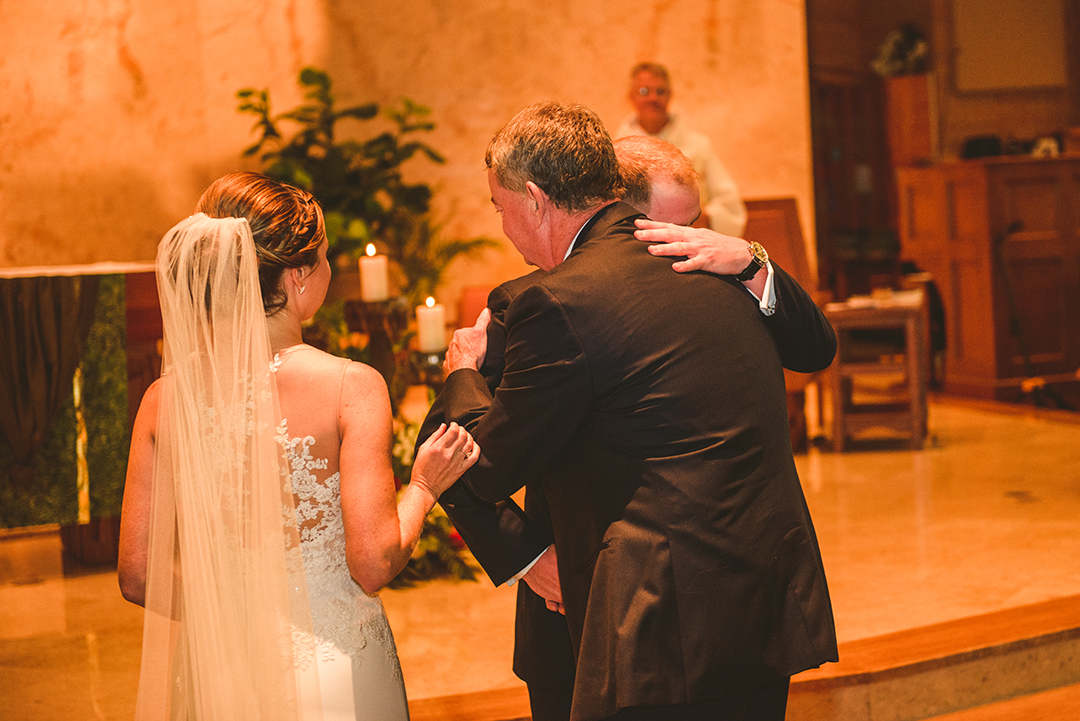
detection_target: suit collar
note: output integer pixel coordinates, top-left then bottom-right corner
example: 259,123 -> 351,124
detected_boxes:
567,201 -> 643,256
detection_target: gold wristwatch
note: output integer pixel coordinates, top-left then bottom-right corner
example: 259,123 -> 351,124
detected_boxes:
734,241 -> 768,282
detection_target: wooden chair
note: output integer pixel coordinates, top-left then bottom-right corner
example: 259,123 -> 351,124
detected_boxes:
743,198 -> 825,452
743,198 -> 816,295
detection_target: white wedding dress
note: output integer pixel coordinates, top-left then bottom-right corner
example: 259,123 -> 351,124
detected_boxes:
274,345 -> 410,721
141,216 -> 409,721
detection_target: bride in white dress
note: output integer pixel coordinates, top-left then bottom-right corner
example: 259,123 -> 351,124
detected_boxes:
118,172 -> 477,720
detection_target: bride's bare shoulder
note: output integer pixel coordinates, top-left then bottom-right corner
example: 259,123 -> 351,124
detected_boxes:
339,359 -> 390,398
337,361 -> 391,434
293,346 -> 349,369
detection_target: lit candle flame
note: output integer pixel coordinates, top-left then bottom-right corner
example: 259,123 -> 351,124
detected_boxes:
425,296 -> 435,308
366,243 -> 377,257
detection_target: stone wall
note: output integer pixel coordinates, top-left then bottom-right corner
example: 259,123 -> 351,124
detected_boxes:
1,0 -> 814,319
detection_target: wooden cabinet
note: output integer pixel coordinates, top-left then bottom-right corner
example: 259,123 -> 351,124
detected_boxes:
896,157 -> 1080,399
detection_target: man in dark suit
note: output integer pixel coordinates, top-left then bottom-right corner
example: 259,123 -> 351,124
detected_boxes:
430,104 -> 837,720
419,268 -> 576,721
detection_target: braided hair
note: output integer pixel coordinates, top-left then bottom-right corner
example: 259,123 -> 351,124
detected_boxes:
195,172 -> 326,316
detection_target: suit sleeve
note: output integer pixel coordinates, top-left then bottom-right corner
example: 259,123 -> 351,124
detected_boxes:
413,284 -> 551,585
443,283 -> 592,503
763,261 -> 837,373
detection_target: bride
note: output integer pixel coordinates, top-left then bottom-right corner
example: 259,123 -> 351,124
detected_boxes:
118,171 -> 477,720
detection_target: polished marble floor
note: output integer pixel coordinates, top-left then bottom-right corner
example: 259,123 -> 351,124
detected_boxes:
2,399 -> 1079,719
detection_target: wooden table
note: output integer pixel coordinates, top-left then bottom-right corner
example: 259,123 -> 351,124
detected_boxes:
824,289 -> 929,450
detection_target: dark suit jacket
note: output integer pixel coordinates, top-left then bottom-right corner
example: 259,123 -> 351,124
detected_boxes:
440,202 -> 838,721
418,270 -> 576,692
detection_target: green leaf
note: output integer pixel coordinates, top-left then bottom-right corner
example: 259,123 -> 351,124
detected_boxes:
337,104 -> 380,121
345,218 -> 371,243
298,66 -> 331,90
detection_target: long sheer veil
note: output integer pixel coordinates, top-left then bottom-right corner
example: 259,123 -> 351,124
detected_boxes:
136,214 -> 320,719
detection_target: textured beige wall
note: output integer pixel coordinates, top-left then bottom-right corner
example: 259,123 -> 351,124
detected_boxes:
0,0 -> 328,267
1,0 -> 813,318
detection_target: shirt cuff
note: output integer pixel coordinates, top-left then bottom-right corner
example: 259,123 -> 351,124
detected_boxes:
743,261 -> 777,316
505,547 -> 548,587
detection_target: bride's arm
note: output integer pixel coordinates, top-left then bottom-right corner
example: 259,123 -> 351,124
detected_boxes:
338,363 -> 476,594
118,379 -> 161,607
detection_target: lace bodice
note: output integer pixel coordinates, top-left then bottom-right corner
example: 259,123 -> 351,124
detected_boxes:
272,348 -> 399,675
278,417 -> 398,674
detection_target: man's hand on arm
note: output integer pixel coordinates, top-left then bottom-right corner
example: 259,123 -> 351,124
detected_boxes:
522,544 -> 564,615
444,307 -> 491,375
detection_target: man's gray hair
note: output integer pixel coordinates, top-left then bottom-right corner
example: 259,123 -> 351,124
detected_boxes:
485,101 -> 623,212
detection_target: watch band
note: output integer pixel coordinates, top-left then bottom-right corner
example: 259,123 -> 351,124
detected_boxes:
734,241 -> 768,282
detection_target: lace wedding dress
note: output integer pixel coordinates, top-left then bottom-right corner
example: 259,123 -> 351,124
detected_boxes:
138,215 -> 408,721
275,344 -> 410,721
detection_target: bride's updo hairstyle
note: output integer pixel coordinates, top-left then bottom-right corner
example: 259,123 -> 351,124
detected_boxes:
196,171 -> 326,316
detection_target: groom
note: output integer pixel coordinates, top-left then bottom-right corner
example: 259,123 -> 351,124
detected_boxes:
439,103 -> 837,720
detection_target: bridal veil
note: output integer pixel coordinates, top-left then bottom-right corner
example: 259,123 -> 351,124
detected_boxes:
136,214 -> 321,719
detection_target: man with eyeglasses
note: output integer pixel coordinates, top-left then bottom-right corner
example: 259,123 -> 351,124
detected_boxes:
616,62 -> 747,237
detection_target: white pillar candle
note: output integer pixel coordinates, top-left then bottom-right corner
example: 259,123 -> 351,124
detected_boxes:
416,296 -> 446,352
359,244 -> 389,302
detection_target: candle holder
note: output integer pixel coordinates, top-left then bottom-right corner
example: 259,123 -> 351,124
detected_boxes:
410,349 -> 446,392
342,296 -> 413,405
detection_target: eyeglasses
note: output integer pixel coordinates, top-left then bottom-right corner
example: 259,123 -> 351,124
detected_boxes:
637,86 -> 669,97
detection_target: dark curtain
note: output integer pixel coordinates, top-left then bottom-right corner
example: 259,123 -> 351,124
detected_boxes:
0,275 -> 100,489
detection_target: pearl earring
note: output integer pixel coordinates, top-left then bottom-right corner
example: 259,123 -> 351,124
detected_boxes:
299,285 -> 306,294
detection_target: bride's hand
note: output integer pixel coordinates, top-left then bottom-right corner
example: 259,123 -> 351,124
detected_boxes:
409,423 -> 479,502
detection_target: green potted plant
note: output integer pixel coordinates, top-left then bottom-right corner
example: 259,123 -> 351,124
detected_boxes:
237,67 -> 496,301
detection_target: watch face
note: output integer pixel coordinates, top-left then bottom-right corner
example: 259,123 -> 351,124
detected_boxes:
750,242 -> 768,263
